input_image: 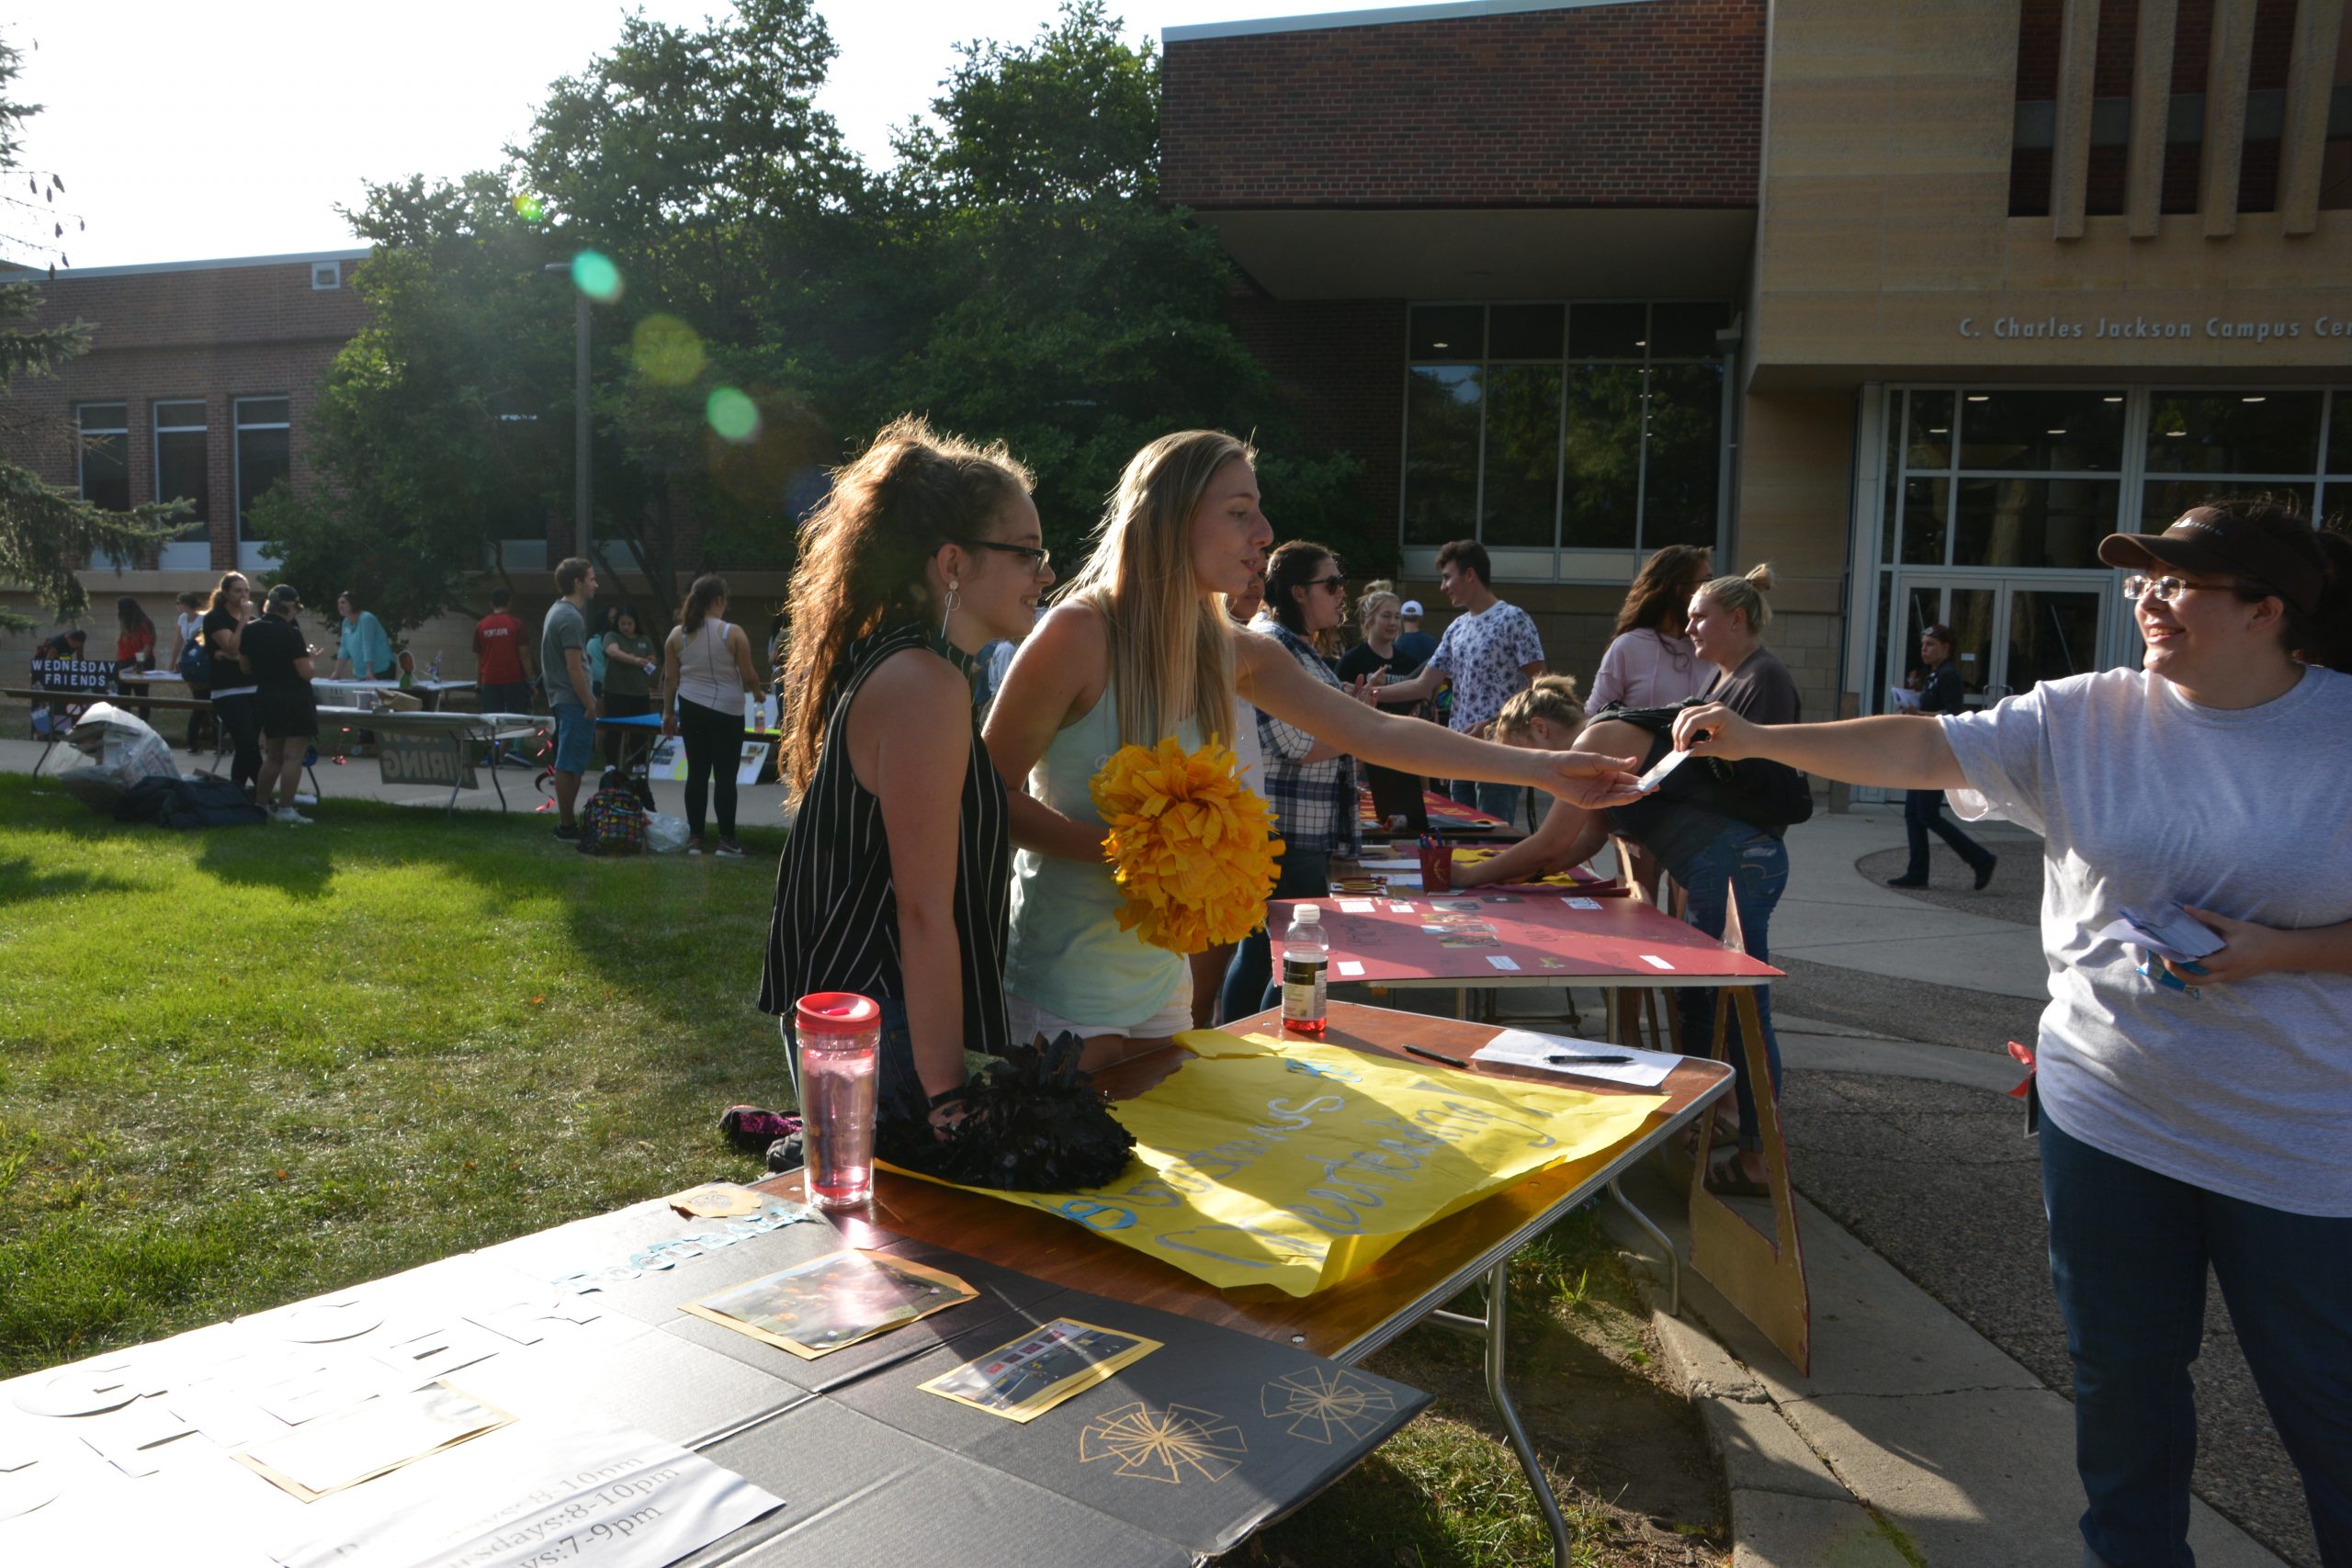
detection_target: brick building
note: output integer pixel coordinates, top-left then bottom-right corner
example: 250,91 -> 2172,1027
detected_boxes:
1163,0 -> 2352,802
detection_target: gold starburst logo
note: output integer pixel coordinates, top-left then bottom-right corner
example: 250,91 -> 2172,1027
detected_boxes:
1260,1368 -> 1397,1444
1078,1401 -> 1247,1484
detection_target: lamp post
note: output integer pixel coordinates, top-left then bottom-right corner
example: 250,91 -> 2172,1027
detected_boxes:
543,261 -> 590,562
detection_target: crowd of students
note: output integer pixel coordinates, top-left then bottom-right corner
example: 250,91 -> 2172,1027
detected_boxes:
757,417 -> 2351,1567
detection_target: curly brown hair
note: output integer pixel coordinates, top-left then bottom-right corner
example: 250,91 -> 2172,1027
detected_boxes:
779,416 -> 1035,800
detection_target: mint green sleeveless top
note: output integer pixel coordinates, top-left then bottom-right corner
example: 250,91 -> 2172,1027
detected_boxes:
1004,690 -> 1205,1028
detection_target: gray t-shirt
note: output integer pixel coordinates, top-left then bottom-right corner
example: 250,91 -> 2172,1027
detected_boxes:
541,599 -> 588,710
1941,665 -> 2352,1215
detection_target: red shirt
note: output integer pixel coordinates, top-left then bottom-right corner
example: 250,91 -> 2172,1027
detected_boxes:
118,625 -> 153,665
473,612 -> 526,685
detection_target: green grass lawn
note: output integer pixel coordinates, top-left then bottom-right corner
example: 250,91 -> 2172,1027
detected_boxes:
0,773 -> 1721,1565
0,774 -> 787,1373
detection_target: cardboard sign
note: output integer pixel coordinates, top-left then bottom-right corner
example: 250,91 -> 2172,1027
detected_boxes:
378,730 -> 477,790
916,1036 -> 1663,1296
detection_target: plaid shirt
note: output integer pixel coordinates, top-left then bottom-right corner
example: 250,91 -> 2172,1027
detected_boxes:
1250,616 -> 1363,857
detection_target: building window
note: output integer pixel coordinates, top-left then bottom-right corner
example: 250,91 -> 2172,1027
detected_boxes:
1401,301 -> 1728,556
1887,388 -> 2124,571
153,400 -> 210,545
2144,390 -> 2326,523
233,397 -> 291,545
75,402 -> 130,513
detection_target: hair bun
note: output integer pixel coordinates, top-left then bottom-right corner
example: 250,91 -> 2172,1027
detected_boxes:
1743,563 -> 1776,592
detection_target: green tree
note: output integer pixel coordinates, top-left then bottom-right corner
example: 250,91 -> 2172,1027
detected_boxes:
0,35 -> 182,628
870,2 -> 1366,567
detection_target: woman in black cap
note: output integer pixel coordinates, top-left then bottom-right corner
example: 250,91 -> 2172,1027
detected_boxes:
1667,498 -> 2352,1568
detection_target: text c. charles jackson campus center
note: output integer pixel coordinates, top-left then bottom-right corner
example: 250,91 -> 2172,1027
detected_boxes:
14,0 -> 2352,791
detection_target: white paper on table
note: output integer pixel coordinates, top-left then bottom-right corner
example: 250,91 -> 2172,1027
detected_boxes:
1486,954 -> 1520,971
1336,900 -> 1375,913
237,1383 -> 511,1499
1385,900 -> 1417,913
1472,1027 -> 1680,1088
1336,960 -> 1366,976
277,1419 -> 783,1568
1562,897 -> 1601,910
1357,858 -> 1420,871
1639,953 -> 1676,971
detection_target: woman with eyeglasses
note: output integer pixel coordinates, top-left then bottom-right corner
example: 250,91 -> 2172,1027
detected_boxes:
984,431 -> 1645,1066
1668,499 -> 2352,1568
763,416 -> 1051,1131
1214,540 -> 1370,1021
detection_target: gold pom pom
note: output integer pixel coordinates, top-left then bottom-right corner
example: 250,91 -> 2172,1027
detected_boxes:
1090,738 -> 1283,955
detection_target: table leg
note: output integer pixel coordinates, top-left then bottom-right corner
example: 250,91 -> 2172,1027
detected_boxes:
1608,1178 -> 1679,1319
1482,1255 -> 1574,1567
443,733 -> 464,818
487,744 -> 511,815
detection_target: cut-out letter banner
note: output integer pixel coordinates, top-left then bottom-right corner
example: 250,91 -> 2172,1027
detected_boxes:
923,1034 -> 1666,1295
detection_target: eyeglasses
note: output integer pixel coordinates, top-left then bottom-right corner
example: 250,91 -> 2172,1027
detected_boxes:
2122,573 -> 2241,604
956,538 -> 1051,573
1307,575 -> 1348,593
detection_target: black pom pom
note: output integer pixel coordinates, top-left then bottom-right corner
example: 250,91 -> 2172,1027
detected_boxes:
876,1032 -> 1136,1192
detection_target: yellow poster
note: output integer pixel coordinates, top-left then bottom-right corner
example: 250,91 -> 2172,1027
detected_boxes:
923,1033 -> 1666,1296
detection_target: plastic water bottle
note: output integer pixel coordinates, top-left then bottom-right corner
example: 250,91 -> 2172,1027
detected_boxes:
427,652 -> 442,683
1280,905 -> 1330,1037
795,992 -> 879,1209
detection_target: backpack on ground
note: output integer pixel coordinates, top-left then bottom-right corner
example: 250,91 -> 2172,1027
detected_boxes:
579,774 -> 647,855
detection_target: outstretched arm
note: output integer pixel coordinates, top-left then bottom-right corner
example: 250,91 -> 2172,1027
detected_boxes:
1451,802 -> 1609,888
1237,631 -> 1642,808
1672,705 -> 1968,793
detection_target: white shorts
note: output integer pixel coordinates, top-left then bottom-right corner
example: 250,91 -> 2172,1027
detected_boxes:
1007,984 -> 1194,1043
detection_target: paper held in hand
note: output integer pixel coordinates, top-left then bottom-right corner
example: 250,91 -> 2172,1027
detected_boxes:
1633,747 -> 1690,794
1470,1027 -> 1681,1088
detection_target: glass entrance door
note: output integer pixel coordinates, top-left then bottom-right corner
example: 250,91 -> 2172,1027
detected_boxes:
1879,573 -> 2115,713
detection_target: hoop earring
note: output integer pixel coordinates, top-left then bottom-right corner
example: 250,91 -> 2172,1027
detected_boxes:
940,581 -> 960,642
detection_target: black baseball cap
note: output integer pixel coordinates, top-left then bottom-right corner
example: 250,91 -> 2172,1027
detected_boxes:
2098,503 -> 2326,616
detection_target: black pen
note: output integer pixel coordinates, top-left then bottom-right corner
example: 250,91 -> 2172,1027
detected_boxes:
1403,1043 -> 1471,1069
1546,1052 -> 1634,1066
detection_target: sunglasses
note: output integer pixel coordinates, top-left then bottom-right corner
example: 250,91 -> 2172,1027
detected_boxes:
1306,574 -> 1348,593
956,538 -> 1052,573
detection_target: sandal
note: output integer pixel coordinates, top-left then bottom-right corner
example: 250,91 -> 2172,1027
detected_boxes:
1703,1154 -> 1771,1199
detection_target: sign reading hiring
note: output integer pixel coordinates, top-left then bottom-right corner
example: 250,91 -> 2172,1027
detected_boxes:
378,730 -> 477,790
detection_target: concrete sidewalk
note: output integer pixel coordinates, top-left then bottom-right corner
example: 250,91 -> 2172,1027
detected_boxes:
1597,808 -> 2291,1568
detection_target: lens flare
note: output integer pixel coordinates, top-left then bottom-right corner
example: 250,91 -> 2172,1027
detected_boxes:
706,387 -> 761,444
512,192 -> 546,224
570,250 -> 623,304
631,314 -> 707,386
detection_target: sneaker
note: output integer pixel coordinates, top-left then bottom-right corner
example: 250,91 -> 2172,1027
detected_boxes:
714,840 -> 747,858
1973,853 -> 1999,891
272,807 -> 313,826
684,836 -> 705,856
719,1105 -> 801,1155
1885,874 -> 1928,888
553,823 -> 582,842
764,1134 -> 805,1174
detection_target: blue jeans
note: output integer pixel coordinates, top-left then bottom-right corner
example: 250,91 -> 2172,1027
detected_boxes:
2041,1111 -> 2352,1568
1666,826 -> 1787,1153
1902,787 -> 1993,880
1448,776 -> 1522,829
1219,847 -> 1332,1023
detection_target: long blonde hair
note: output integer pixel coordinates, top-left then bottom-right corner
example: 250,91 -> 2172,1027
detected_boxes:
1056,430 -> 1252,748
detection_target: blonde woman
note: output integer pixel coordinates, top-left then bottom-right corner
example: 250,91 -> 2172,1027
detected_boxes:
982,430 -> 1644,1064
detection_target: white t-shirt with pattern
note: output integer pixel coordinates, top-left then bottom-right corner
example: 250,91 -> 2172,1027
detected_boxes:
1428,600 -> 1545,732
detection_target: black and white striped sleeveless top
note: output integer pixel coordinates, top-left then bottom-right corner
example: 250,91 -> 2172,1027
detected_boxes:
758,623 -> 1012,1056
